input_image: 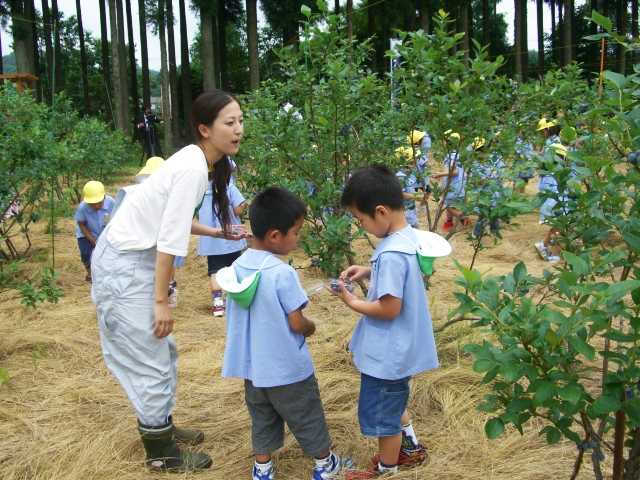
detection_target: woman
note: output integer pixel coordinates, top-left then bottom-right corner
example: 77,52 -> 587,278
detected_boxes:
91,90 -> 244,472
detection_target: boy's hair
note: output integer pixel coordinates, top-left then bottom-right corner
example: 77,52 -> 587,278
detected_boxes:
341,165 -> 403,216
249,187 -> 306,239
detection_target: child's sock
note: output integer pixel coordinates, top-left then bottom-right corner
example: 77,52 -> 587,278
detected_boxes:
314,452 -> 338,472
377,461 -> 398,474
254,459 -> 273,474
402,422 -> 419,449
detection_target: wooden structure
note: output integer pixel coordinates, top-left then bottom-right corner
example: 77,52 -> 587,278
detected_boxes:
0,73 -> 39,92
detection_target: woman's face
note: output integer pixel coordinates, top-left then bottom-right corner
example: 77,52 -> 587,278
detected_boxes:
199,100 -> 244,160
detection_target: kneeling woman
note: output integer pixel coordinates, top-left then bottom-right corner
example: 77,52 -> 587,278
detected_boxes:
91,90 -> 244,472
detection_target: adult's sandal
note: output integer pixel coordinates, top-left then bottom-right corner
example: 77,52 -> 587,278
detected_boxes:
138,421 -> 212,472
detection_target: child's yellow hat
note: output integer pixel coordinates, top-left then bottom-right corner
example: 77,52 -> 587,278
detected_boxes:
472,137 -> 486,150
537,117 -> 558,131
82,181 -> 106,204
138,156 -> 165,176
407,130 -> 426,145
395,146 -> 415,161
549,143 -> 568,157
444,129 -> 461,141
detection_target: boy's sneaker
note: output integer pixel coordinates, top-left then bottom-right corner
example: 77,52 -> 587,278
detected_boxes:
168,281 -> 178,308
345,462 -> 397,480
252,462 -> 274,480
534,241 -> 549,260
312,452 -> 353,480
212,292 -> 225,317
547,254 -> 561,263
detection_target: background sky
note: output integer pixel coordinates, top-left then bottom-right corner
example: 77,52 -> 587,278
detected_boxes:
0,0 -> 589,70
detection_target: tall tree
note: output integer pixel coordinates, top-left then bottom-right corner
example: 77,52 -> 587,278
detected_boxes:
179,0 -> 193,137
550,0 -> 556,64
417,0 -> 429,33
617,0 -> 628,73
217,0 -> 227,89
108,0 -> 127,132
138,0 -> 151,109
246,0 -> 259,89
460,1 -> 470,61
125,0 -> 139,126
522,0 -> 528,80
562,0 -> 572,66
41,0 -> 53,102
75,0 -> 90,114
166,0 -> 179,145
482,0 -> 490,50
334,0 -> 339,14
9,0 -> 36,75
159,0 -> 172,153
536,0 -> 544,77
51,0 -> 63,92
115,0 -> 130,130
514,0 -> 523,80
632,0 -> 638,65
200,3 -> 217,90
0,26 -> 3,75
99,0 -> 112,96
346,0 -> 353,40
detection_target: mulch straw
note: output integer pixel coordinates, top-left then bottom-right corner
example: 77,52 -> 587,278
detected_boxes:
0,181 -> 607,479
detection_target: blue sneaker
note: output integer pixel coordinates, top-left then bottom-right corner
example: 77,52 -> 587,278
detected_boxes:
312,452 -> 353,480
252,462 -> 274,480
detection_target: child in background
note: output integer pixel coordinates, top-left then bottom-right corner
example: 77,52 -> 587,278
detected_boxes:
431,130 -> 467,232
198,178 -> 247,317
221,187 -> 351,480
468,137 -> 505,238
332,166 -> 435,479
75,180 -> 115,282
394,146 -> 421,229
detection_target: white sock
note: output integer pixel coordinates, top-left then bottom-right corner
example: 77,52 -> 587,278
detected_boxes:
255,460 -> 272,473
314,452 -> 334,468
402,422 -> 419,446
377,461 -> 398,473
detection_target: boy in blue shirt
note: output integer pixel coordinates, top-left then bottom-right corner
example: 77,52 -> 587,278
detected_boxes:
332,166 -> 436,478
222,187 -> 351,480
75,180 -> 114,282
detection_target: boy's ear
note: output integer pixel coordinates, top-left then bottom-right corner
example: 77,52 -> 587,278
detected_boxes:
374,205 -> 389,218
265,228 -> 282,244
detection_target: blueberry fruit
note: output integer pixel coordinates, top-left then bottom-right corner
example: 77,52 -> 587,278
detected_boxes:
629,151 -> 640,165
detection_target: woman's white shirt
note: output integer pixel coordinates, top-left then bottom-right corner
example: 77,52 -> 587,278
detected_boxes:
106,144 -> 209,257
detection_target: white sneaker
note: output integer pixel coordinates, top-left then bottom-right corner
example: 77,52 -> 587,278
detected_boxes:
168,281 -> 178,308
212,294 -> 225,317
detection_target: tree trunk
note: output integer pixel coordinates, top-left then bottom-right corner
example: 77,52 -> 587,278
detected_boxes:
179,0 -> 193,139
11,1 -> 36,75
108,0 -> 125,132
522,0 -> 528,80
334,0 -> 339,14
416,0 -> 429,32
116,0 -> 130,130
125,0 -> 139,126
30,0 -> 40,101
550,0 -> 556,64
166,0 -> 180,146
0,28 -> 3,75
217,0 -> 227,89
158,0 -> 172,154
76,0 -> 90,114
563,0 -> 572,65
617,0 -> 628,73
461,1 -> 470,61
138,0 -> 151,109
99,0 -> 112,97
201,6 -> 217,90
482,0 -> 490,51
41,0 -> 53,103
246,0 -> 259,89
537,0 -> 544,78
514,0 -> 523,80
51,0 -> 63,92
347,0 -> 354,39
558,1 -> 565,66
632,0 -> 638,65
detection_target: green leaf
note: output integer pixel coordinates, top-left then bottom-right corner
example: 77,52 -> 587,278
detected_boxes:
568,336 -> 596,360
590,395 -> 621,416
562,252 -> 589,276
606,280 -> 640,303
544,426 -> 562,444
301,4 -> 312,17
513,262 -> 527,284
591,11 -> 612,32
485,418 -> 505,439
0,368 -> 8,386
533,381 -> 556,406
604,70 -> 627,90
473,359 -> 495,373
559,383 -> 583,404
623,232 -> 640,252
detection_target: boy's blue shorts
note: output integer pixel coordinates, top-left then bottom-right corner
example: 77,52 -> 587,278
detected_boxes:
77,237 -> 94,266
358,373 -> 410,437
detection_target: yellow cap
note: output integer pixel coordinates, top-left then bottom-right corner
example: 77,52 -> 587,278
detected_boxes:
137,156 -> 165,176
537,117 -> 558,131
407,130 -> 426,145
82,181 -> 106,204
444,129 -> 461,141
395,146 -> 415,161
549,143 -> 568,157
472,137 -> 486,150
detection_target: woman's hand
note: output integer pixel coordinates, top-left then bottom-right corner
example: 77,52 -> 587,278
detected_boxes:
221,224 -> 251,241
154,302 -> 174,338
340,265 -> 371,282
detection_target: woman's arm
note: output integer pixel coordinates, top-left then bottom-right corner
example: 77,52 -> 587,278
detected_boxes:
154,251 -> 175,338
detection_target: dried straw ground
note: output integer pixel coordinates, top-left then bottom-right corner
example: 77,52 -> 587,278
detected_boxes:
0,179 -> 604,480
